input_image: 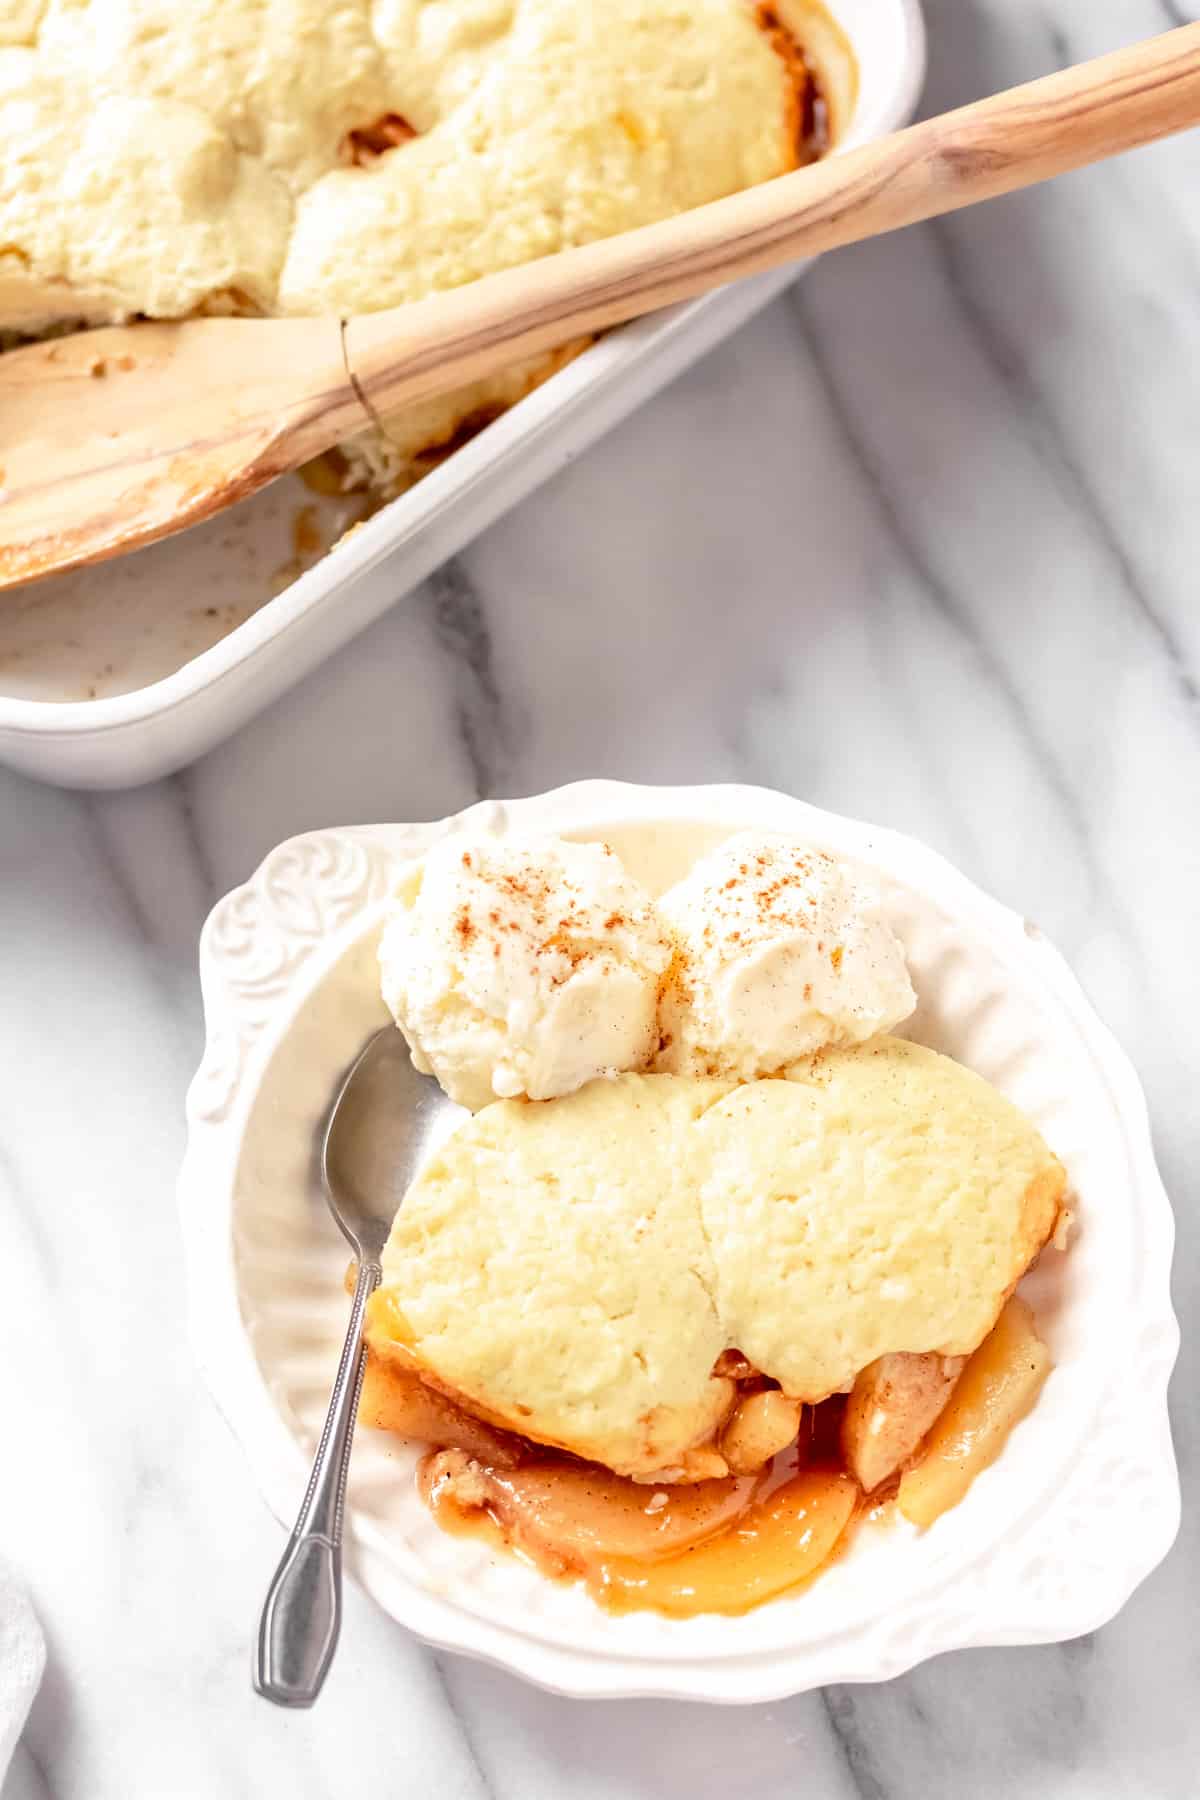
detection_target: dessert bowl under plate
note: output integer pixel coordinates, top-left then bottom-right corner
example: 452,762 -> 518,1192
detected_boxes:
179,781 -> 1179,1701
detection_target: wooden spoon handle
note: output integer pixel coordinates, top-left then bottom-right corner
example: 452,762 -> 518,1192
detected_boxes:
346,23 -> 1200,418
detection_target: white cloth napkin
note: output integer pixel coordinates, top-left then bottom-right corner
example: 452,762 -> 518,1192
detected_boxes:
0,1563 -> 44,1782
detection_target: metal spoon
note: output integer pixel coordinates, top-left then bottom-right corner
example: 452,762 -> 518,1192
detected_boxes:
253,1026 -> 454,1708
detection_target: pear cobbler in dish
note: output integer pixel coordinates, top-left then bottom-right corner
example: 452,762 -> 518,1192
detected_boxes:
357,833 -> 1070,1618
0,0 -> 847,496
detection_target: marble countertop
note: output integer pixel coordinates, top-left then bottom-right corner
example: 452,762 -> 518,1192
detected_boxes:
2,1 -> 1197,1794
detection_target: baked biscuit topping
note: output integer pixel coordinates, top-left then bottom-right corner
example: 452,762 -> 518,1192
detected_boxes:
1,1 -> 822,490
376,1052 -> 1065,1477
0,0 -> 806,331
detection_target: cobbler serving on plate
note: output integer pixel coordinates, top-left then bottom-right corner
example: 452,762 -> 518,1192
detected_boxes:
352,831 -> 1069,1616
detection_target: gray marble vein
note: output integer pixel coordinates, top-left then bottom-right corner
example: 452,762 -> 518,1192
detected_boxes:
424,561 -> 523,801
2,2 -> 1198,1796
821,1687 -> 894,1800
922,215 -> 1200,710
785,267 -> 1108,909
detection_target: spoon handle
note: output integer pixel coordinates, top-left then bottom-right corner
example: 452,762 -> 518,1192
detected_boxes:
254,1258 -> 381,1707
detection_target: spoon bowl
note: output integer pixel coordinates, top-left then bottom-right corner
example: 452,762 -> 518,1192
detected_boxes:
322,1026 -> 457,1264
254,1025 -> 457,1709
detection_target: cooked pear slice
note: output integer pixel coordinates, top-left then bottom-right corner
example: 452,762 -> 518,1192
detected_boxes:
358,1352 -> 524,1468
422,1448 -> 763,1574
720,1389 -> 804,1474
596,1470 -> 858,1616
898,1296 -> 1051,1528
841,1351 -> 964,1493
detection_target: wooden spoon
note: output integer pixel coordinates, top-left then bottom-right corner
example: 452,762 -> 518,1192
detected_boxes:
3,22 -> 1198,592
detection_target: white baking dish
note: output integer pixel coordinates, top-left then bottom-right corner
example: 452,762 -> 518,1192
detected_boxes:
0,0 -> 925,790
179,781 -> 1179,1700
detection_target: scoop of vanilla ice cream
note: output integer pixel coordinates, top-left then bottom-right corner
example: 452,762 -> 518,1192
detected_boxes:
379,835 -> 671,1109
654,833 -> 915,1079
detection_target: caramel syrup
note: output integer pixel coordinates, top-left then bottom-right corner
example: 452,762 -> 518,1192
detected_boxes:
362,1332 -> 863,1619
423,1445 -> 859,1618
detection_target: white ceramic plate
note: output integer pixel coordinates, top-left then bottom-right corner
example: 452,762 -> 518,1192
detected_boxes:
180,780 -> 1179,1701
0,0 -> 926,789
